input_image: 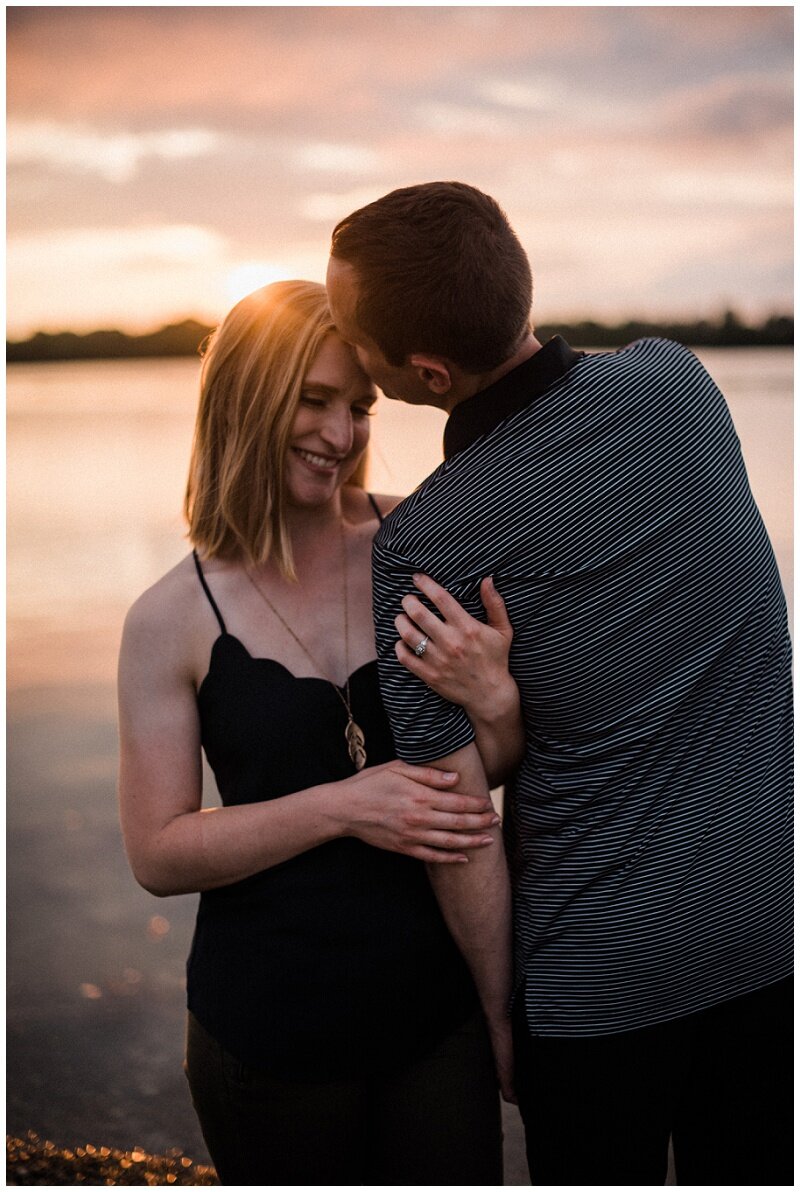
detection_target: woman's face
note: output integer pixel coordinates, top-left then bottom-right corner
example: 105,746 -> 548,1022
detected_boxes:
285,333 -> 377,509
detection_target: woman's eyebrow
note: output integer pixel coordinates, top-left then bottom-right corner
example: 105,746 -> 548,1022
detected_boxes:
302,382 -> 338,394
303,382 -> 376,403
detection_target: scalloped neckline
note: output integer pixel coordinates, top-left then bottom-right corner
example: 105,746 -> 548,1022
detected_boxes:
197,631 -> 378,698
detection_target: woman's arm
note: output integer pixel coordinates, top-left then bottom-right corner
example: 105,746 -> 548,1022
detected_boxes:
393,575 -> 525,787
118,593 -> 500,897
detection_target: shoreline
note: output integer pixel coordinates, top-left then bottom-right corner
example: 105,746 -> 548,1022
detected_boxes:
7,1133 -> 217,1186
7,319 -> 793,364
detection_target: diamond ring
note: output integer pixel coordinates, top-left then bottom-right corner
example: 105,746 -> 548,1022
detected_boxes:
414,636 -> 429,657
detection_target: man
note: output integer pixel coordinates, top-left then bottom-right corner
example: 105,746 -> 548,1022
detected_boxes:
326,181 -> 792,1185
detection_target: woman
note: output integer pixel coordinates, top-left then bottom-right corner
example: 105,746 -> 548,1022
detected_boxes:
118,281 -> 523,1185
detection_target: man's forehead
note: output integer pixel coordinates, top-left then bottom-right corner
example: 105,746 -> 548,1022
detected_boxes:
326,256 -> 358,296
326,258 -> 361,332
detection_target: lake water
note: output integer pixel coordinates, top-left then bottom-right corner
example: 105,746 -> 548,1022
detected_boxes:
6,348 -> 793,1171
7,348 -> 793,685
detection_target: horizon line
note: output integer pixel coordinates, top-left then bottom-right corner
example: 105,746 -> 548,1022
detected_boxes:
7,307 -> 794,346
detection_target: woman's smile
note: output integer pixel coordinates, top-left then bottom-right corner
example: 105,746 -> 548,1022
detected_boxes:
292,446 -> 343,474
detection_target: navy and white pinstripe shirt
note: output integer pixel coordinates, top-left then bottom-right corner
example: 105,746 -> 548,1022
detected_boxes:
372,336 -> 792,1036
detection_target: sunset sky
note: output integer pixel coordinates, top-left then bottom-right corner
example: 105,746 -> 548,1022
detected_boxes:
7,5 -> 793,339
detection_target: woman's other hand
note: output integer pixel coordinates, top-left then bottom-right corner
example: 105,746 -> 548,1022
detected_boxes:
327,760 -> 500,864
394,574 -> 516,723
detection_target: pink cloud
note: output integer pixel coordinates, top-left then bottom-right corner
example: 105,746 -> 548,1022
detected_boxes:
6,6 -> 792,332
7,7 -> 611,125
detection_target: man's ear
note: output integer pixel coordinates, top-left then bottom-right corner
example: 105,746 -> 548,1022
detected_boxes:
409,354 -> 453,395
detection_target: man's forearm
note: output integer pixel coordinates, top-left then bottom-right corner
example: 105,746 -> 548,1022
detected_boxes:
425,742 -> 513,1023
426,821 -> 513,1019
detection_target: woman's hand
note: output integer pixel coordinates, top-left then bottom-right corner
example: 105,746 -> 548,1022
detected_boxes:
394,574 -> 516,723
327,760 -> 501,864
394,574 -> 525,786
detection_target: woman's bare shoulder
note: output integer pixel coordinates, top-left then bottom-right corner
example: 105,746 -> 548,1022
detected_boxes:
122,553 -> 202,655
118,555 -> 211,728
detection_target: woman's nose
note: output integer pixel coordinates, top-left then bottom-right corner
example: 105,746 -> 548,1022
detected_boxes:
320,405 -> 354,454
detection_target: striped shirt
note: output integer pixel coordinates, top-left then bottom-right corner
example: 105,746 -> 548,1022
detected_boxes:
372,336 -> 792,1036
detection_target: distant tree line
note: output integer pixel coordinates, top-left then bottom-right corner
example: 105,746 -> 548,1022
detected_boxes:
6,319 -> 213,363
536,310 -> 793,350
6,309 -> 793,363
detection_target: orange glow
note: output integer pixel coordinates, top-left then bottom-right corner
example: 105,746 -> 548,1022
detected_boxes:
147,914 -> 170,938
224,262 -> 296,307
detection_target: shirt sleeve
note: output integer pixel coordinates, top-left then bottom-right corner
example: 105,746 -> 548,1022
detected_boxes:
372,538 -> 476,765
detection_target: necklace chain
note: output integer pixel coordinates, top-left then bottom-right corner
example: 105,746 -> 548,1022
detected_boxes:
243,519 -> 367,770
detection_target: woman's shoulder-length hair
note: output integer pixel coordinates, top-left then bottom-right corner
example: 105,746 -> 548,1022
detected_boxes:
185,279 -> 367,579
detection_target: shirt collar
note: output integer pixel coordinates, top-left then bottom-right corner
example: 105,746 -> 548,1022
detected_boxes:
443,336 -> 585,460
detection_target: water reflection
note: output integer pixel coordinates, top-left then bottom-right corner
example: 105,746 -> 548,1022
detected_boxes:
6,348 -> 792,1168
7,349 -> 793,690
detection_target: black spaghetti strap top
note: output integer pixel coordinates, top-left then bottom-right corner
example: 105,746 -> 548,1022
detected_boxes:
187,498 -> 476,1080
365,490 -> 383,524
192,549 -> 227,633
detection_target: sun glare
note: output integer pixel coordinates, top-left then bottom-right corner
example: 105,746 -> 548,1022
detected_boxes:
224,262 -> 293,307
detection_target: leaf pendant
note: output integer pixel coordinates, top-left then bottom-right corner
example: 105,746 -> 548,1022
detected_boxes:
345,718 -> 367,771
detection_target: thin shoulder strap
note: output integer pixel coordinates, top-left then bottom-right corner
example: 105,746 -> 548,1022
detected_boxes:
367,492 -> 384,524
192,550 -> 227,634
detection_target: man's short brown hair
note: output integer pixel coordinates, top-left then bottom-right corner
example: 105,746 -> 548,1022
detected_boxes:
330,181 -> 533,373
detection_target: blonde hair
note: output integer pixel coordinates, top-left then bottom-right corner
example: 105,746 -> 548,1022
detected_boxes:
185,280 -> 367,578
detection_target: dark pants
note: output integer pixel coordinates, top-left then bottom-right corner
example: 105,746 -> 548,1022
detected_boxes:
185,1010 -> 503,1185
514,975 -> 793,1186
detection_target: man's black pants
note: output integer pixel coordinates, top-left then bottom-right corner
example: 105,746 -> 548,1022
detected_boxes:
514,975 -> 793,1186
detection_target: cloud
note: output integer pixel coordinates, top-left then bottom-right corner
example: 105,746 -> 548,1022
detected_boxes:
4,6 -> 619,130
8,119 -> 220,182
659,169 -> 791,209
477,77 -> 567,113
5,7 -> 792,332
415,102 -> 514,137
658,72 -> 793,142
9,223 -> 226,271
7,224 -> 230,334
293,142 -> 383,175
634,5 -> 793,49
301,188 -> 385,223
523,204 -> 788,323
6,223 -> 335,337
